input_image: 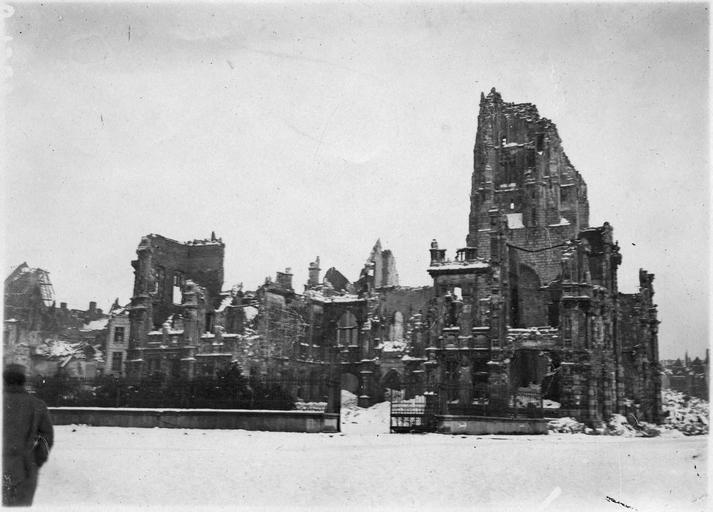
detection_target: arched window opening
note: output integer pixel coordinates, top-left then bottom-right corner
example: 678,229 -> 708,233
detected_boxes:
390,311 -> 404,341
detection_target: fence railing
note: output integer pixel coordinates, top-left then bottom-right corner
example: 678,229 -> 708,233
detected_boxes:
389,394 -> 437,433
389,383 -> 545,426
441,384 -> 544,418
29,374 -> 339,412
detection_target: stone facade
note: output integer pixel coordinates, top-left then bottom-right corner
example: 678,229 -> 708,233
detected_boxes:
426,89 -> 662,423
104,88 -> 662,424
122,234 -> 434,407
125,233 -> 227,381
104,301 -> 130,377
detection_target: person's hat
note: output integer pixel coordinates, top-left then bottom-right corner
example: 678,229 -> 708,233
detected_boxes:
3,363 -> 27,385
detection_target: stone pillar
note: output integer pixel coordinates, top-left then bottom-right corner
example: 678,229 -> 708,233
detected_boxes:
615,362 -> 626,414
411,369 -> 425,397
489,294 -> 505,351
487,360 -> 509,412
423,359 -> 438,393
423,359 -> 438,413
182,284 -> 199,346
586,384 -> 598,423
128,297 -> 151,350
559,362 -> 575,410
358,370 -> 373,408
411,314 -> 425,357
601,365 -> 614,420
652,363 -> 663,423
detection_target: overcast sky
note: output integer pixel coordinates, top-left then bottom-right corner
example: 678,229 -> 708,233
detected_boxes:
3,2 -> 709,359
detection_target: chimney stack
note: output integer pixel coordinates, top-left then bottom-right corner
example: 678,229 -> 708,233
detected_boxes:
308,256 -> 321,287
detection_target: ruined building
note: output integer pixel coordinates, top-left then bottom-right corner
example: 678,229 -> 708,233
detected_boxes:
120,89 -> 662,424
125,233 -> 233,380
123,232 -> 432,407
425,88 -> 661,422
4,262 -> 108,377
124,233 -> 350,400
661,351 -> 709,400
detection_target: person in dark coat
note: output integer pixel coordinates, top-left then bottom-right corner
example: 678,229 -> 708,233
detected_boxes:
2,364 -> 54,506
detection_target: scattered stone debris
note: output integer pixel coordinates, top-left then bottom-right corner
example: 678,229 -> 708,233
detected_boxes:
661,389 -> 709,436
547,391 -> 709,436
547,417 -> 586,434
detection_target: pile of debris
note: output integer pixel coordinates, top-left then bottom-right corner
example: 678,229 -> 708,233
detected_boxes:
547,391 -> 709,436
547,415 -> 658,437
602,414 -> 660,437
35,339 -> 86,359
547,417 -> 586,434
662,389 -> 709,436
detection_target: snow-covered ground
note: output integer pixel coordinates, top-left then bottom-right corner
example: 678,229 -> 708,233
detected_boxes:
33,423 -> 707,512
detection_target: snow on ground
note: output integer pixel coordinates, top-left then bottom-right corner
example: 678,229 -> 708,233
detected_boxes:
33,425 -> 707,512
29,391 -> 710,511
340,391 -> 391,434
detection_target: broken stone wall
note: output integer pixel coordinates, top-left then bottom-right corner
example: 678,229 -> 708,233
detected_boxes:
467,89 -> 589,285
131,234 -> 224,330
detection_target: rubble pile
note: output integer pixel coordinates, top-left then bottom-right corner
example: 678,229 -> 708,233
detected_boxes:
603,414 -> 644,437
548,391 -> 709,436
35,339 -> 85,359
547,417 -> 586,434
662,389 -> 709,436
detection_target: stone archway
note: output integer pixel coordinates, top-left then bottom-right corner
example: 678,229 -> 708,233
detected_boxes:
381,369 -> 403,401
381,369 -> 402,390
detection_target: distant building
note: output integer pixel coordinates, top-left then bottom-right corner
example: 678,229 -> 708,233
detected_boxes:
104,300 -> 130,378
661,351 -> 709,400
3,262 -> 107,377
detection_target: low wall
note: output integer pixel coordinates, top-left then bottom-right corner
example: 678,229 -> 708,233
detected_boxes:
436,415 -> 548,435
49,407 -> 340,433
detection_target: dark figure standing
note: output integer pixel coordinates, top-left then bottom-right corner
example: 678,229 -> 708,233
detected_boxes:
2,364 -> 54,506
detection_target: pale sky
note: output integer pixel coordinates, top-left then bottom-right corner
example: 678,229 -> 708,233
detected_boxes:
2,2 -> 709,359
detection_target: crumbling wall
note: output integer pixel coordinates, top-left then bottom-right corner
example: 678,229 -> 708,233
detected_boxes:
357,240 -> 400,292
466,88 -> 588,284
131,234 -> 224,330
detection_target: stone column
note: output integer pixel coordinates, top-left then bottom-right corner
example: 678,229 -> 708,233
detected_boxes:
586,384 -> 598,423
182,283 -> 200,346
358,369 -> 373,408
423,359 -> 438,413
559,362 -> 575,410
411,369 -> 425,397
326,353 -> 341,415
616,362 -> 626,415
487,360 -> 509,412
